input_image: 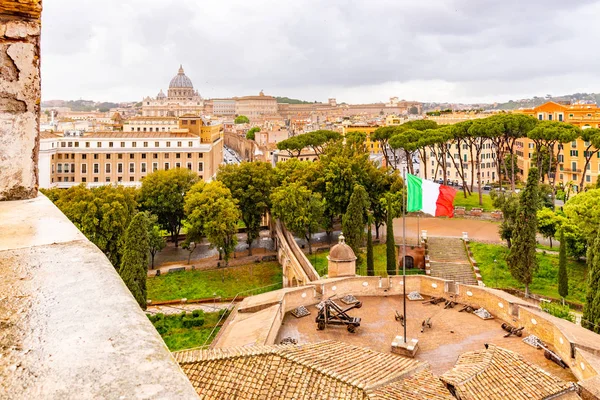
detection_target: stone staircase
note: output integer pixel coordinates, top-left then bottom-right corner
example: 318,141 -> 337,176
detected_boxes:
427,237 -> 478,285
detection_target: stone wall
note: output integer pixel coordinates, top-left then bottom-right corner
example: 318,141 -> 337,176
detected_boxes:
0,1 -> 41,200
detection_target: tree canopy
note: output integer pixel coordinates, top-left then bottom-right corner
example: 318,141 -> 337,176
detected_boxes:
120,212 -> 150,309
234,115 -> 249,124
139,168 -> 198,247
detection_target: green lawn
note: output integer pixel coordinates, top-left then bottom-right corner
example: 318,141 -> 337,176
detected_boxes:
453,192 -> 495,211
470,242 -> 588,304
309,243 -> 424,277
148,310 -> 226,351
148,262 -> 282,301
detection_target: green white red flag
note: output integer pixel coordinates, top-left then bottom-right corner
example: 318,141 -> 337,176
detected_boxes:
406,174 -> 456,217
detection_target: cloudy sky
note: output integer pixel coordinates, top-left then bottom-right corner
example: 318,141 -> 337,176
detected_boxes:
41,0 -> 600,104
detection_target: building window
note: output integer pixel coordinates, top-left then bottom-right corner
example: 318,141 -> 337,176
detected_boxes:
118,163 -> 123,173
141,153 -> 147,159
93,163 -> 99,174
94,154 -> 99,160
109,142 -> 114,148
61,142 -> 66,148
572,162 -> 577,170
198,153 -> 203,159
74,142 -> 79,148
94,177 -> 98,182
82,154 -> 87,160
176,153 -> 181,159
144,142 -> 148,147
118,177 -> 122,182
559,114 -> 563,122
106,154 -> 111,160
106,177 -> 111,182
177,141 -> 182,147
57,164 -> 63,173
198,162 -> 203,172
82,177 -> 86,183
187,153 -> 192,158
132,142 -> 137,148
86,142 -> 90,148
182,120 -> 188,125
71,163 -> 75,172
188,141 -> 193,147
58,177 -> 62,182
121,142 -> 125,147
166,142 -> 171,147
191,120 -> 196,125
155,142 -> 159,147
538,114 -> 543,120
153,162 -> 158,172
68,142 -> 73,147
548,114 -> 553,121
573,174 -> 577,180
130,153 -> 135,159
129,177 -> 134,182
141,163 -> 147,173
176,162 -> 181,168
97,142 -> 102,148
187,162 -> 192,170
82,164 -> 87,174
153,153 -> 158,159
105,164 -> 111,173
164,163 -> 170,170
129,163 -> 135,173
587,175 -> 591,182
570,150 -> 579,156
165,154 -> 170,159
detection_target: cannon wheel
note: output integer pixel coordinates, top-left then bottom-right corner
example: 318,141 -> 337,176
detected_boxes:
355,302 -> 362,309
317,321 -> 325,331
347,324 -> 356,333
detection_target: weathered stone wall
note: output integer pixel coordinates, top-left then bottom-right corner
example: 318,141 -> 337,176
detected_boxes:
0,1 -> 41,200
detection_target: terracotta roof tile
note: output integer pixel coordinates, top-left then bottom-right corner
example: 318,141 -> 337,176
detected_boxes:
173,340 -> 429,399
367,368 -> 454,400
440,344 -> 578,400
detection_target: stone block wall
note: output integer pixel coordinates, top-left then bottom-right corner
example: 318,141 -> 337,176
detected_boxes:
0,1 -> 42,200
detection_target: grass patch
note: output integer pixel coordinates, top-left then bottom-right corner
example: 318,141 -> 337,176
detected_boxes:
309,243 -> 424,277
470,242 -> 587,304
148,261 -> 282,301
536,243 -> 558,252
453,192 -> 495,211
148,310 -> 228,351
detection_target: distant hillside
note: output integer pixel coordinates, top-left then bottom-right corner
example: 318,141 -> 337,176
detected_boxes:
488,93 -> 600,110
41,99 -> 120,112
275,96 -> 315,104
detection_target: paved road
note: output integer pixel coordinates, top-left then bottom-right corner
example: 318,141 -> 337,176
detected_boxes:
393,216 -> 502,242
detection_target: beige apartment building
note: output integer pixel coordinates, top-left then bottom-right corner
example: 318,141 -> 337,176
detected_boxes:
124,116 -> 178,132
423,139 -> 498,186
39,115 -> 223,189
235,91 -> 278,118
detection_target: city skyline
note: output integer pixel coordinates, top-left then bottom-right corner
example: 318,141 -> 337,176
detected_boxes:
42,0 -> 600,104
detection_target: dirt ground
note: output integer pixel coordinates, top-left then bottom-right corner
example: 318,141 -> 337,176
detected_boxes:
276,295 -> 575,381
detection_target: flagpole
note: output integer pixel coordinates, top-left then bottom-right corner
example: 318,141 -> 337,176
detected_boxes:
402,167 -> 407,343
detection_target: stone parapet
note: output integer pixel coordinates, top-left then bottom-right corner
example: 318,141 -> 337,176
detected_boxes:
0,1 -> 42,200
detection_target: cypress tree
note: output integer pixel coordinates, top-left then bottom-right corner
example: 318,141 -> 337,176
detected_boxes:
342,184 -> 369,264
366,219 -> 374,276
506,167 -> 539,297
583,231 -> 600,333
386,202 -> 396,276
558,229 -> 568,304
120,213 -> 150,310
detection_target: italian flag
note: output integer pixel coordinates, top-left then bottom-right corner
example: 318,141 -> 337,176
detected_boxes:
406,174 -> 457,217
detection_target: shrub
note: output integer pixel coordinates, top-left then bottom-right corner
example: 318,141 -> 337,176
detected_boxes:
541,301 -> 574,323
192,309 -> 204,318
154,320 -> 168,335
179,311 -> 187,319
182,316 -> 205,328
219,308 -> 230,319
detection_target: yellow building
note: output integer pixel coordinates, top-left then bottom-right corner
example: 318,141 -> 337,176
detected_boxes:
38,116 -> 224,189
342,124 -> 381,154
515,101 -> 600,191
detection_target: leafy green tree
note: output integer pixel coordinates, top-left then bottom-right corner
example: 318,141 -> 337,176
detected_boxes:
558,229 -> 568,304
218,161 -> 276,255
147,213 -> 166,269
271,182 -> 325,255
246,126 -> 260,140
560,220 -> 587,259
537,208 -> 560,248
139,168 -> 198,247
276,130 -> 341,158
563,189 -> 600,242
51,184 -> 137,267
583,230 -> 600,333
372,126 -> 401,170
342,185 -> 370,263
120,212 -> 150,309
386,201 -> 396,275
234,115 -> 249,124
185,181 -> 241,267
366,217 -> 374,276
506,167 -> 540,297
491,191 -> 519,248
